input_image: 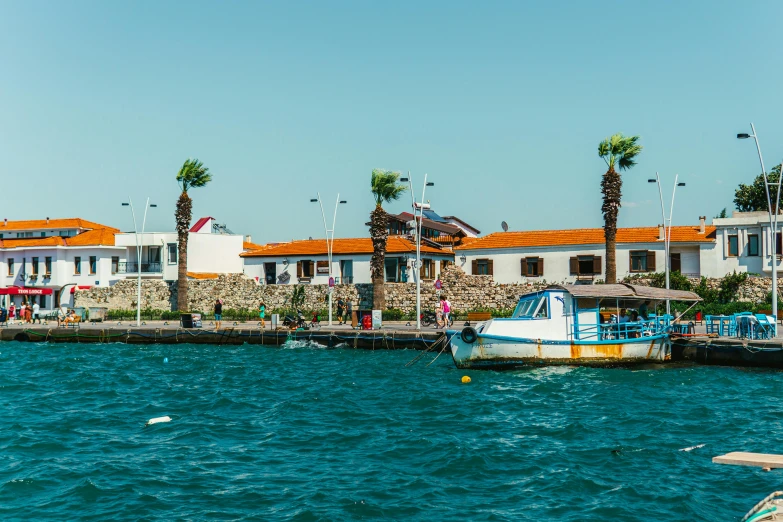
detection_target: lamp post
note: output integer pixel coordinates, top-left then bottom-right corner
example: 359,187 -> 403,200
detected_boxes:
648,174 -> 685,316
738,124 -> 781,329
399,173 -> 434,330
311,193 -> 347,326
122,197 -> 156,327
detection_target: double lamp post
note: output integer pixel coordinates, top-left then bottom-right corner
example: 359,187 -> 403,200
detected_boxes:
311,193 -> 347,326
122,197 -> 156,327
400,172 -> 434,331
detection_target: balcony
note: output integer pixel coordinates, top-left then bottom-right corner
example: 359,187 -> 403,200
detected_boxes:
118,262 -> 162,274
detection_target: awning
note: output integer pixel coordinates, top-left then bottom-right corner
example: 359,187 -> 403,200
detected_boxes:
70,285 -> 92,294
0,286 -> 54,296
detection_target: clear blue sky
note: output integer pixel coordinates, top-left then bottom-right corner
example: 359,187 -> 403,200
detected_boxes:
2,1 -> 782,242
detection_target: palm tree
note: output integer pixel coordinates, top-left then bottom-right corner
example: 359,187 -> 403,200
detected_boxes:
370,169 -> 407,309
598,134 -> 642,284
175,158 -> 212,310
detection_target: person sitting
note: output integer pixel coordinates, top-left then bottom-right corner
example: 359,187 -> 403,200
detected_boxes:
62,310 -> 80,327
56,307 -> 67,327
619,309 -> 630,323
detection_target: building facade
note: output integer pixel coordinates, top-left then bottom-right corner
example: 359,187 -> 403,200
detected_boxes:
453,220 -> 717,284
242,237 -> 455,285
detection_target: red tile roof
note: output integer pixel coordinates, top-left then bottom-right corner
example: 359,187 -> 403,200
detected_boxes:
455,226 -> 717,251
0,227 -> 119,249
241,236 -> 450,257
189,217 -> 214,233
0,218 -> 116,232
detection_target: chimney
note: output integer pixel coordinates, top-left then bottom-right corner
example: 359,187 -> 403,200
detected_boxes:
46,216 -> 50,225
699,216 -> 706,234
658,224 -> 665,240
2,218 -> 6,227
245,235 -> 252,243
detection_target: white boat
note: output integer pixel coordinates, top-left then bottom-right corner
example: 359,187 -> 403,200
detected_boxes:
741,491 -> 783,521
448,284 -> 701,369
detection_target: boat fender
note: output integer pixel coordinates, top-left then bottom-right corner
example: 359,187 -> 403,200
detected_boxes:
461,326 -> 478,344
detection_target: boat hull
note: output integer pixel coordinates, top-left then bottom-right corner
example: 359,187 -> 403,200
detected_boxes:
449,332 -> 670,369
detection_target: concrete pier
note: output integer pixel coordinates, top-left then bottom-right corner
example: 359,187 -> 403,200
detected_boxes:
672,336 -> 783,368
0,323 -> 445,350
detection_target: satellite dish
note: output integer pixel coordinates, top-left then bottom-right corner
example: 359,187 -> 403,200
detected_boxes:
501,221 -> 508,232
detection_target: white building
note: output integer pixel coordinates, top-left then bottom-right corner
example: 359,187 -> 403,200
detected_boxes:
454,219 -> 717,284
242,236 -> 455,285
114,216 -> 244,281
712,210 -> 783,276
0,218 -> 126,310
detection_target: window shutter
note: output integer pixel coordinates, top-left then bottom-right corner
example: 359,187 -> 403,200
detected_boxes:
647,251 -> 656,271
569,257 -> 578,275
521,258 -> 526,276
537,258 -> 544,276
472,260 -> 478,274
629,253 -> 634,272
487,259 -> 494,275
308,261 -> 315,275
297,261 -> 303,277
593,256 -> 602,275
420,260 -> 425,279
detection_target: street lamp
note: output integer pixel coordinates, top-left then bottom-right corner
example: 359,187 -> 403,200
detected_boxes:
738,123 -> 781,330
400,172 -> 434,330
648,174 -> 685,317
122,197 -> 156,327
311,193 -> 346,326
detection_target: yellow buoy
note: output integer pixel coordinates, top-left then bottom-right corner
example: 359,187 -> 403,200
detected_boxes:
461,376 -> 471,384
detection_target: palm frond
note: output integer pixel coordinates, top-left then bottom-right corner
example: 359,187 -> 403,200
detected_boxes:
177,158 -> 213,193
371,168 -> 407,206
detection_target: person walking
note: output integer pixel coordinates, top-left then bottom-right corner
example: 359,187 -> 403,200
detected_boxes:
25,304 -> 32,324
8,303 -> 15,324
32,302 -> 40,324
441,295 -> 452,328
214,299 -> 223,330
258,301 -> 266,329
346,299 -> 354,328
435,298 -> 444,329
18,303 -> 25,325
336,298 -> 345,325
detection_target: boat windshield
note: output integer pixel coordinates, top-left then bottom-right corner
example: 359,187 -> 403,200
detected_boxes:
513,295 -> 548,318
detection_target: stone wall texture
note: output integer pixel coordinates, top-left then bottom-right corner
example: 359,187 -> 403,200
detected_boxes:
74,267 -> 779,313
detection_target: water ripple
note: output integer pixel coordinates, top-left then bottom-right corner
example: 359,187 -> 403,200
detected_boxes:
1,342 -> 782,520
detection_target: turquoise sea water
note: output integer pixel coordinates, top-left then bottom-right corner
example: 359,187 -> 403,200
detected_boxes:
1,341 -> 782,521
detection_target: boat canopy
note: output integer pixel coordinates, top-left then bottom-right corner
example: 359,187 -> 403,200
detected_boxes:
545,283 -> 702,302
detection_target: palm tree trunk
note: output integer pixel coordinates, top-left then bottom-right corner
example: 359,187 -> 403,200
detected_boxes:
175,191 -> 192,311
369,204 -> 388,309
601,166 -> 622,284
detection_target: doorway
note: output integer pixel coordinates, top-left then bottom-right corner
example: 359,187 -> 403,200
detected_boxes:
264,263 -> 276,285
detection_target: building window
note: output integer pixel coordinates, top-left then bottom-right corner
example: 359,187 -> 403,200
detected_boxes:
111,257 -> 119,274
44,257 -> 52,275
168,243 -> 178,264
89,256 -> 97,275
748,234 -> 759,256
728,235 -> 739,257
74,257 -> 81,275
16,232 -> 33,238
297,260 -> 314,279
472,259 -> 493,275
40,232 -> 45,237
570,255 -> 602,276
32,257 -> 39,276
39,295 -> 46,308
630,250 -> 656,273
7,259 -> 13,276
420,259 -> 435,280
523,257 -> 543,277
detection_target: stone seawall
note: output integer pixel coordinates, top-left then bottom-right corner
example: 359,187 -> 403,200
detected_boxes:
75,268 -> 780,313
74,266 -> 550,313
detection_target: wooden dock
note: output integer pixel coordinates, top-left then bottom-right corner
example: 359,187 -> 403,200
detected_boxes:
713,452 -> 783,471
0,325 -> 446,350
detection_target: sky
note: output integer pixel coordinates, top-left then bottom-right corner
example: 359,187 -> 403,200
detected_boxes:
1,0 -> 782,243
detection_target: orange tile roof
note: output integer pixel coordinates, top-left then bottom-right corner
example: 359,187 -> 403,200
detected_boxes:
241,236 -> 450,257
243,241 -> 266,251
187,272 -> 219,280
0,227 -> 118,249
455,226 -> 717,251
0,218 -> 116,232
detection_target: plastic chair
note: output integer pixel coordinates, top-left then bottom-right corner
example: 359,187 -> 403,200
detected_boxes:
754,314 -> 773,340
694,311 -> 704,325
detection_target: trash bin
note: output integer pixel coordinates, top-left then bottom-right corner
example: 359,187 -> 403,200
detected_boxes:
88,307 -> 107,322
271,314 -> 279,329
74,307 -> 87,321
